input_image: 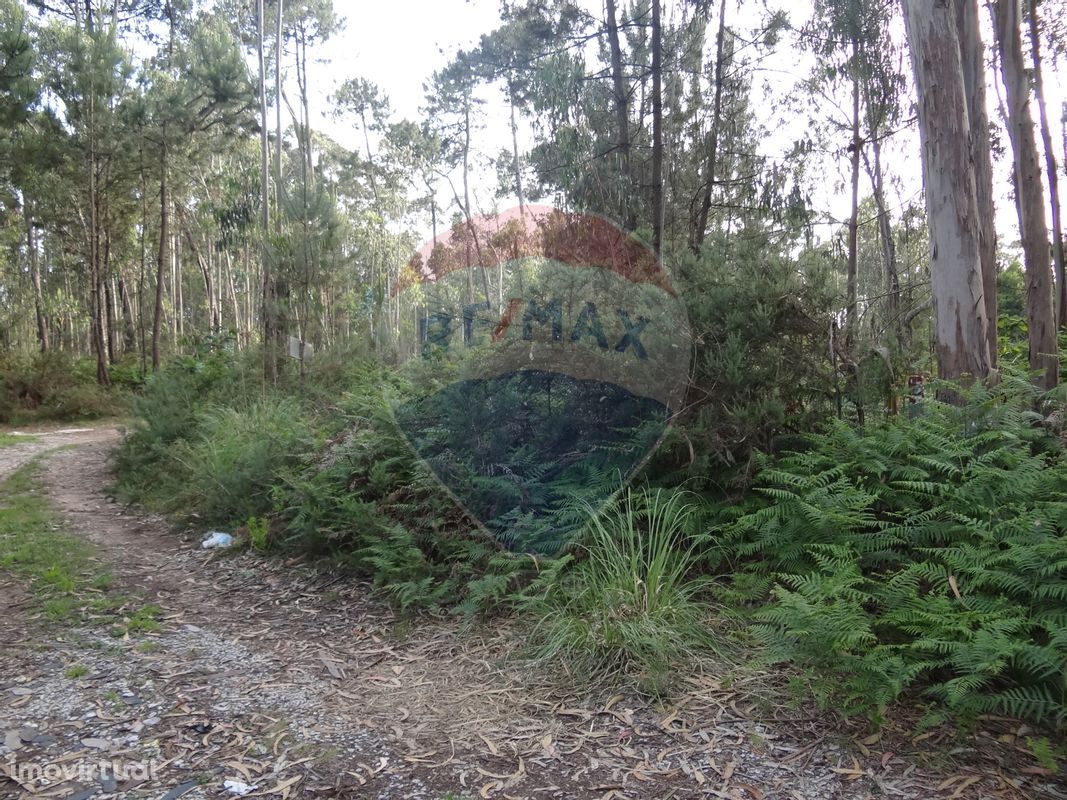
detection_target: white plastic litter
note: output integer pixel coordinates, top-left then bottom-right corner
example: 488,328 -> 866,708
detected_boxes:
200,531 -> 234,549
223,780 -> 255,795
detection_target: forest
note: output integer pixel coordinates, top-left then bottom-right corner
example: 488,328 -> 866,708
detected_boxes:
2,0 -> 1067,797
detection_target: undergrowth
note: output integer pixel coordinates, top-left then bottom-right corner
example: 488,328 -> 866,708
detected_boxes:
523,488 -> 719,694
0,351 -> 132,424
715,375 -> 1067,728
112,345 -> 1067,728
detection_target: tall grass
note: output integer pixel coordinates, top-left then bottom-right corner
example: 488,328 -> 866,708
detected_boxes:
166,398 -> 313,525
524,488 -> 718,694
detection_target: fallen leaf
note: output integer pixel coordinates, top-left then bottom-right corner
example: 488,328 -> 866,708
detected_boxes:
948,575 -> 962,600
948,776 -> 981,798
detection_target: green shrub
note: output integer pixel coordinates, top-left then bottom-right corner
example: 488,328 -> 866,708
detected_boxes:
0,351 -> 125,424
247,516 -> 269,552
166,397 -> 313,525
277,377 -> 542,613
716,374 -> 1067,727
112,350 -> 256,502
50,382 -> 120,421
523,488 -> 717,693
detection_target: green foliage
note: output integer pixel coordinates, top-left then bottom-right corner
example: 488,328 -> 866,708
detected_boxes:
111,348 -> 259,504
523,488 -> 717,693
247,516 -> 269,552
278,373 -> 544,613
647,235 -> 839,492
167,397 -> 312,525
0,351 -> 127,424
716,375 -> 1067,727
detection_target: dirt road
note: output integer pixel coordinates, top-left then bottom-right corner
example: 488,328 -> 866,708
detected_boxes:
0,428 -> 1062,799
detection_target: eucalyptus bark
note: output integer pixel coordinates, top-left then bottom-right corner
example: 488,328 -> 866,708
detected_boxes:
257,0 -> 276,383
117,275 -> 136,351
901,0 -> 993,382
956,0 -> 998,364
865,135 -> 900,342
508,76 -> 525,216
25,201 -> 49,352
1027,0 -> 1066,328
846,40 -> 861,348
994,0 -> 1058,389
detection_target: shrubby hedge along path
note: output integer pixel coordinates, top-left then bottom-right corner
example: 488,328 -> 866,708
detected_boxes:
0,428 -> 1062,799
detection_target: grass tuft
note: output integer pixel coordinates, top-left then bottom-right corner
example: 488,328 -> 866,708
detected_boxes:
523,488 -> 719,695
0,433 -> 37,448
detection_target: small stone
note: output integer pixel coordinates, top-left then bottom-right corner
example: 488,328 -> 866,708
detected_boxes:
3,730 -> 22,751
80,737 -> 111,750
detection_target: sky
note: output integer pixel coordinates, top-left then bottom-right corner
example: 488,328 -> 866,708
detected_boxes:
290,0 -> 1064,252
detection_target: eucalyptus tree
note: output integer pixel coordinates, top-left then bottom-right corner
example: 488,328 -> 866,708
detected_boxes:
900,0 -> 993,383
0,0 -> 48,352
992,0 -> 1057,388
1026,0 -> 1065,328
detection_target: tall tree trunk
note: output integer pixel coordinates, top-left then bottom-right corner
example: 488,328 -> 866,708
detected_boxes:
651,0 -> 663,256
181,219 -> 216,334
994,0 -> 1058,389
956,0 -> 999,366
299,22 -> 313,181
1027,0 -> 1066,328
275,0 -> 284,237
225,252 -> 241,344
118,275 -> 136,351
173,231 -> 183,341
88,101 -> 110,385
508,76 -> 525,216
846,40 -> 861,349
691,0 -> 727,252
25,201 -> 49,352
152,152 -> 168,369
258,0 -> 276,384
865,135 -> 901,343
901,0 -> 993,383
105,277 -> 117,363
605,0 -> 635,230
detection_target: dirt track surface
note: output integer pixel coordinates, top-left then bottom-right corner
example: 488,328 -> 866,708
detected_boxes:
1,428 -> 1065,799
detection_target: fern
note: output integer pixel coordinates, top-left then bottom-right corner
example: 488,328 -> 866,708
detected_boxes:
719,377 -> 1067,728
